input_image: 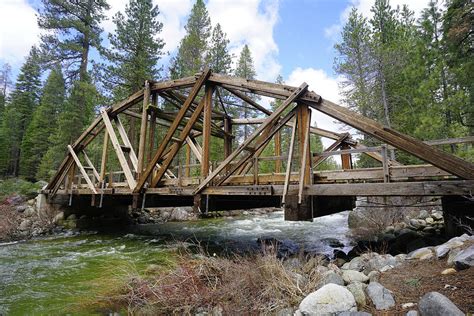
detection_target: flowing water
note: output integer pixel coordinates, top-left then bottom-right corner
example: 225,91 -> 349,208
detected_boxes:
0,211 -> 351,315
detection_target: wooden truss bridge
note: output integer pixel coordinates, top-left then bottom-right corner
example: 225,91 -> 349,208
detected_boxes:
43,69 -> 474,221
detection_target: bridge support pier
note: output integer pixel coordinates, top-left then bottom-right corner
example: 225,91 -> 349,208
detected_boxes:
442,195 -> 474,237
284,195 -> 356,221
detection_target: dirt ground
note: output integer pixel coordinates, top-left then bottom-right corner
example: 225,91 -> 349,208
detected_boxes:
365,242 -> 474,315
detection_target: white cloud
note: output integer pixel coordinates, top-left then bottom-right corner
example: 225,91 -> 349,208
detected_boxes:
325,0 -> 433,42
0,0 -> 40,66
207,0 -> 281,81
287,67 -> 357,148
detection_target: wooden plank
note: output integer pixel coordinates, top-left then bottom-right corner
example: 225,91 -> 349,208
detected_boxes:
67,145 -> 98,194
99,131 -> 109,183
275,130 -> 282,173
185,144 -> 191,177
114,116 -> 138,172
101,110 -> 137,189
194,82 -> 309,194
282,118 -> 297,205
186,136 -> 203,163
148,96 -> 158,163
313,133 -> 350,167
297,104 -> 312,203
201,84 -> 214,178
423,136 -> 474,146
306,99 -> 474,179
223,86 -> 272,115
137,81 -> 150,175
381,145 -> 390,183
82,150 -> 100,182
224,117 -> 232,169
341,143 -> 353,170
134,69 -> 211,192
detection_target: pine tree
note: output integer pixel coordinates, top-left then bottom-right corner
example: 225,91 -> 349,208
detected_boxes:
0,47 -> 42,176
40,80 -> 99,178
0,63 -> 12,118
206,23 -> 232,74
234,44 -> 258,139
170,0 -> 211,78
20,66 -> 66,180
38,0 -> 110,82
101,0 -> 165,100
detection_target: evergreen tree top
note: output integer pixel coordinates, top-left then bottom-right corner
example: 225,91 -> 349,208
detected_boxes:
235,44 -> 256,80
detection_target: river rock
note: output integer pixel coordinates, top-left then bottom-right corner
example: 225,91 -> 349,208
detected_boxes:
407,247 -> 433,260
447,248 -> 461,266
367,271 -> 380,282
418,292 -> 463,316
343,256 -> 365,272
299,284 -> 357,315
316,270 -> 344,289
19,219 -> 32,231
275,307 -> 293,316
441,268 -> 457,275
406,311 -> 418,316
24,206 -> 36,217
425,217 -> 434,224
342,270 -> 369,284
435,240 -> 464,258
417,210 -> 429,219
53,211 -> 64,224
338,312 -> 372,316
453,245 -> 474,270
366,282 -> 395,310
347,281 -> 367,307
67,214 -> 77,221
15,205 -> 27,212
431,212 -> 443,221
322,237 -> 345,248
363,254 -> 398,273
402,302 -> 416,309
169,207 -> 190,221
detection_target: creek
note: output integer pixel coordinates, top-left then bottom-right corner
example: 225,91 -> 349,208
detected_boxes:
0,211 -> 351,315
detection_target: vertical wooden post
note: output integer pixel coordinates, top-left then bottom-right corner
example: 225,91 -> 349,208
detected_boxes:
381,144 -> 390,183
185,144 -> 191,177
253,157 -> 259,185
138,81 -> 150,176
224,116 -> 232,172
275,130 -> 282,173
282,118 -> 298,205
147,92 -> 158,163
99,131 -> 109,183
297,103 -> 312,186
341,142 -> 353,170
201,84 -> 214,178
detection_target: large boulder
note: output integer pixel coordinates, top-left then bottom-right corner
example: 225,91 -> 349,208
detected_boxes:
342,270 -> 369,284
342,256 -> 365,272
453,245 -> 474,270
435,240 -> 464,259
418,292 -> 463,316
299,284 -> 357,315
169,207 -> 191,221
363,254 -> 398,274
366,282 -> 395,310
347,282 -> 367,307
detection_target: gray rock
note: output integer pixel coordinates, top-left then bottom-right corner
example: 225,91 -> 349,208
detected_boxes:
344,256 -> 365,272
453,245 -> 474,270
316,270 -> 344,289
338,312 -> 372,316
275,307 -> 293,316
435,240 -> 464,259
299,284 -> 357,315
406,311 -> 418,316
19,219 -> 32,231
418,292 -> 463,316
367,271 -> 380,282
431,212 -> 443,220
15,205 -> 27,212
366,282 -> 395,310
407,247 -> 433,260
418,210 -> 429,219
342,270 -> 369,284
347,282 -> 367,307
447,248 -> 461,266
425,217 -> 434,224
169,207 -> 190,221
24,206 -> 36,217
363,254 -> 398,273
53,211 -> 64,224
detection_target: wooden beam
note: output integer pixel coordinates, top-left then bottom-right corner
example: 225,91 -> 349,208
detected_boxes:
201,84 -> 214,178
297,104 -> 312,203
99,131 -> 109,182
341,143 -> 352,170
114,116 -> 138,172
223,86 -> 272,115
148,93 -> 158,163
137,81 -> 150,175
307,99 -> 474,179
67,145 -> 97,194
186,136 -> 203,163
193,82 -> 309,194
282,118 -> 297,205
101,110 -> 137,189
275,130 -> 282,173
313,133 -> 350,167
134,68 -> 211,192
82,150 -> 100,182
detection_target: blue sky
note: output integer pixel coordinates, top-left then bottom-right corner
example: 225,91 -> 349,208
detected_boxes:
0,0 -> 431,141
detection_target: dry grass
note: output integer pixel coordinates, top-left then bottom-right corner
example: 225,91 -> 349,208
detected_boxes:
0,204 -> 20,241
103,247 -> 324,315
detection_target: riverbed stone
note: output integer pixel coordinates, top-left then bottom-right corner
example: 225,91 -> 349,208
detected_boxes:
418,292 -> 463,316
435,240 -> 464,258
441,268 -> 457,275
347,281 -> 367,307
316,270 -> 344,289
342,269 -> 369,284
24,206 -> 36,217
366,282 -> 395,310
406,311 -> 418,316
299,284 -> 357,315
418,210 -> 429,219
431,212 -> 443,221
363,254 -> 398,273
453,245 -> 474,270
53,211 -> 64,224
447,248 -> 461,266
338,312 -> 372,316
169,207 -> 190,221
19,219 -> 32,231
367,271 -> 380,282
343,256 -> 365,272
407,247 -> 433,260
